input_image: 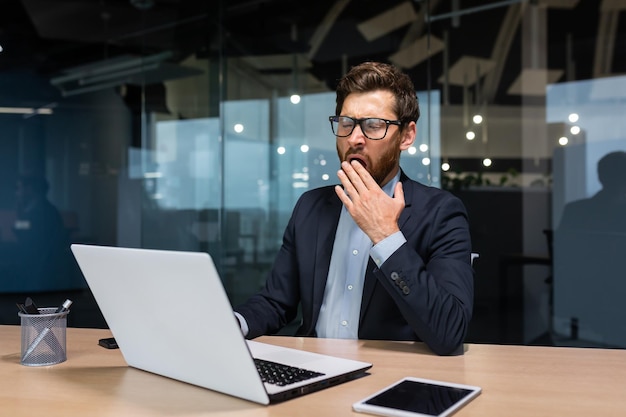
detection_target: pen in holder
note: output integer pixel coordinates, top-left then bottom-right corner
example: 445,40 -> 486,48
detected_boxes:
18,299 -> 72,366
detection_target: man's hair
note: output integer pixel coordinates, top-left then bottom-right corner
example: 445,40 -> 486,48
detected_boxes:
335,61 -> 420,125
597,150 -> 626,189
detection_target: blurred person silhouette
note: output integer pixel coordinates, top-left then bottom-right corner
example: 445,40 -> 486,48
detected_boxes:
5,174 -> 72,292
552,151 -> 626,345
558,151 -> 626,233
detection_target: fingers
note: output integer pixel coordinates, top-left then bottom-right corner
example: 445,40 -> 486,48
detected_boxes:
336,168 -> 357,200
334,184 -> 351,207
339,160 -> 375,192
336,161 -> 369,208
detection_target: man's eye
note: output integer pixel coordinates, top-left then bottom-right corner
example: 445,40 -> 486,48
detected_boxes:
365,119 -> 385,129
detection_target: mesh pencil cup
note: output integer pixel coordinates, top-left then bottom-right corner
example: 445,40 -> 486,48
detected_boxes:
18,307 -> 69,366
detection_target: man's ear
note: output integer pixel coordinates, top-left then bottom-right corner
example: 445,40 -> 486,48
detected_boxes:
399,121 -> 416,151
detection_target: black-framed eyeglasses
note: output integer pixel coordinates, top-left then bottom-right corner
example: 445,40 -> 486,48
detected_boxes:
329,116 -> 403,140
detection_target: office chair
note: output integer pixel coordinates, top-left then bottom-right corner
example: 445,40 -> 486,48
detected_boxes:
527,229 -> 554,346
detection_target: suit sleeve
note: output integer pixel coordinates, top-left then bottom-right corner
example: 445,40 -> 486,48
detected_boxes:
373,194 -> 474,355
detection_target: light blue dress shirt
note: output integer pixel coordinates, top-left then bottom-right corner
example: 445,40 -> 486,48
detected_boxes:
315,171 -> 406,339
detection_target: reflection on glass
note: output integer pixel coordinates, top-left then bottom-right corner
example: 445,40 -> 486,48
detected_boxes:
548,76 -> 626,348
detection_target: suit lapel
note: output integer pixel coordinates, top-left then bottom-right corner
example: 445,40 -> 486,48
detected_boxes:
398,171 -> 413,229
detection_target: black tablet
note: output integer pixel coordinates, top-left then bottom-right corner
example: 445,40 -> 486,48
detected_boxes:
352,377 -> 481,417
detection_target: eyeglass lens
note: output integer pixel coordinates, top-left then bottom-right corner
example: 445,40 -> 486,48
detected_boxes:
331,117 -> 389,140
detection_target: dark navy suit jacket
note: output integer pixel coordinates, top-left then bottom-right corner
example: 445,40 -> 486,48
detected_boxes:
235,171 -> 474,355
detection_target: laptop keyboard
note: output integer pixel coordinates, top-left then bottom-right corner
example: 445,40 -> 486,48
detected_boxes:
254,358 -> 325,386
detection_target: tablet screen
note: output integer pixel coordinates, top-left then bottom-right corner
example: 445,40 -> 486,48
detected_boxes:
354,377 -> 481,417
365,380 -> 472,415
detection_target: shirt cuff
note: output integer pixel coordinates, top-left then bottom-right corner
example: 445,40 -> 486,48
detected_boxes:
234,311 -> 249,337
370,231 -> 406,268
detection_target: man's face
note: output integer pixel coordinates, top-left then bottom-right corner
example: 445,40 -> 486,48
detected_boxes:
335,90 -> 414,186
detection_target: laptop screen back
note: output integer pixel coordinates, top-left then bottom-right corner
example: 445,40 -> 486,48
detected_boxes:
70,244 -> 270,404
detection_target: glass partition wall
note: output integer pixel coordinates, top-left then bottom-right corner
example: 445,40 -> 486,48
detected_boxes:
1,0 -> 625,347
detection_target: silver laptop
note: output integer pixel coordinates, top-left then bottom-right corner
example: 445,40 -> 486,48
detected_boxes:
70,244 -> 372,404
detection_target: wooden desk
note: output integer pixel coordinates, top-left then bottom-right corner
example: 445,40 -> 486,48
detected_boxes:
1,325 -> 625,416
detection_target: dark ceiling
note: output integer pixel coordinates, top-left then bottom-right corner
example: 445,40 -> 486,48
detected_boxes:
1,0 -> 625,106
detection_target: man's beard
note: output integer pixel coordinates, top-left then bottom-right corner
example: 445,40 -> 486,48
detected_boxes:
337,132 -> 402,186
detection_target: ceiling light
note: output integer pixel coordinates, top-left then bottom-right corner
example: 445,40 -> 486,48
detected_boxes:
472,114 -> 483,124
143,172 -> 163,179
51,52 -> 172,85
130,0 -> 155,10
483,158 -> 492,167
0,106 -> 54,115
290,94 -> 301,104
357,2 -> 417,42
466,131 -> 476,140
50,51 -> 202,97
568,113 -> 579,123
558,136 -> 569,146
292,173 -> 309,180
442,162 -> 450,171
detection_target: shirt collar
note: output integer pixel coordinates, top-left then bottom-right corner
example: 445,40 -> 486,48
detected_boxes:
382,170 -> 401,197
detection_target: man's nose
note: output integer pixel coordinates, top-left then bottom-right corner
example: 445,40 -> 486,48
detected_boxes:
347,124 -> 366,147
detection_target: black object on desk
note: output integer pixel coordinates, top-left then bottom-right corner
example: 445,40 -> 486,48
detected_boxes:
99,337 -> 118,349
23,297 -> 40,314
